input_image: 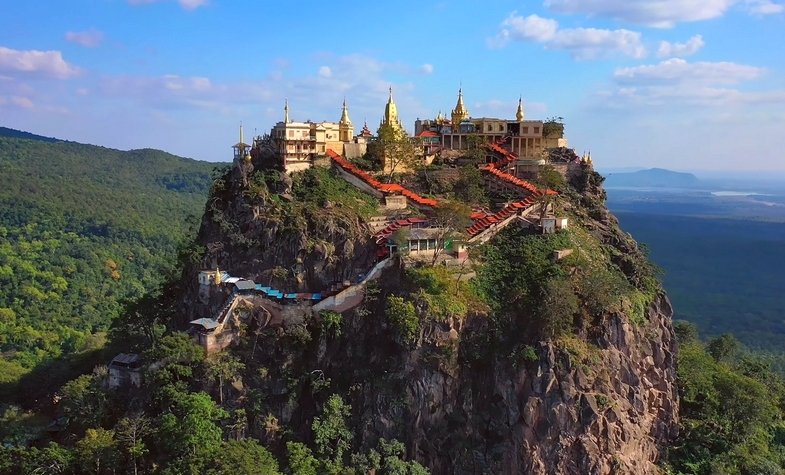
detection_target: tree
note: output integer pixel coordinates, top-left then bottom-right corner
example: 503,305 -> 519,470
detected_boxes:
464,134 -> 486,164
312,394 -> 353,473
205,352 -> 245,405
377,438 -> 429,475
287,441 -> 319,475
209,439 -> 280,475
143,332 -> 204,392
428,200 -> 472,265
348,439 -> 429,475
537,277 -> 578,339
115,415 -> 151,475
4,442 -> 75,475
385,295 -> 419,346
537,165 -> 566,191
367,124 -> 418,181
59,371 -> 108,431
454,165 -> 488,205
673,320 -> 699,344
227,408 -> 248,441
76,428 -> 118,475
391,227 -> 410,255
707,334 -> 739,363
159,391 -> 227,464
320,311 -> 343,339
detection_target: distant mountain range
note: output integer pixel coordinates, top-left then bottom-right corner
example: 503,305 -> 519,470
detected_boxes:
604,168 -> 699,188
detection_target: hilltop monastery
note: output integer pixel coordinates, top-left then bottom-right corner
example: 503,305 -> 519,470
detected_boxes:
236,88 -> 570,175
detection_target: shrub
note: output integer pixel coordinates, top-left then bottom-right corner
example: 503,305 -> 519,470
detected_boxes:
320,311 -> 343,339
385,295 -> 419,345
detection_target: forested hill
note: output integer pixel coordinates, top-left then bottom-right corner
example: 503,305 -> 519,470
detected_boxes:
0,129 -> 227,390
0,126 -> 60,143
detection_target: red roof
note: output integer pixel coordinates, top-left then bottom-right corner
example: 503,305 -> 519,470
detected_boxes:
417,130 -> 439,138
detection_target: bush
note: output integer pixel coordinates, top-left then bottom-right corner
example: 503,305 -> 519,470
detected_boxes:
385,295 -> 419,345
320,311 -> 343,339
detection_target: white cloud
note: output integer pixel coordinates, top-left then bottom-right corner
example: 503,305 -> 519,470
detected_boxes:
128,0 -> 208,10
489,12 -> 645,59
0,95 -> 34,109
491,13 -> 558,46
746,0 -> 785,14
420,63 -> 434,74
601,59 -> 785,108
544,0 -> 737,28
0,47 -> 79,79
614,58 -> 763,85
657,35 -> 705,58
97,73 -> 265,111
318,66 -> 332,78
65,30 -> 104,48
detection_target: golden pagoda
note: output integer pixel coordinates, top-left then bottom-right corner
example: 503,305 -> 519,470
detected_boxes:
451,88 -> 469,132
516,96 -> 525,122
380,87 -> 403,133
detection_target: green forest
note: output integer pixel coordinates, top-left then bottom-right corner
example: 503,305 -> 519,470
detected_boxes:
0,129 -> 223,391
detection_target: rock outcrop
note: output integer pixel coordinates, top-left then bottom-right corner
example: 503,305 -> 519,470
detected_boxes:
182,159 -> 679,474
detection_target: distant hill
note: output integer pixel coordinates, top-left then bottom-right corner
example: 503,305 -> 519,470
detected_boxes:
604,168 -> 699,188
0,126 -> 60,143
0,127 -> 228,387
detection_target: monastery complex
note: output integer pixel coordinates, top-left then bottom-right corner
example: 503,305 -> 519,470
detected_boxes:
180,87 -> 591,353
241,88 -> 572,175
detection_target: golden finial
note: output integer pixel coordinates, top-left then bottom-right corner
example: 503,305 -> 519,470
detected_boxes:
214,267 -> 222,285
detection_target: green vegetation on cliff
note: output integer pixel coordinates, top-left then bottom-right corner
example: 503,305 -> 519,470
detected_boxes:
667,323 -> 785,475
0,130 -> 223,390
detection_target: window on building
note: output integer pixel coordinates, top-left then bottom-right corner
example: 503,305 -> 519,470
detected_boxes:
428,239 -> 437,250
534,127 -> 540,134
288,130 -> 294,137
487,124 -> 492,131
498,124 -> 504,131
523,127 -> 529,134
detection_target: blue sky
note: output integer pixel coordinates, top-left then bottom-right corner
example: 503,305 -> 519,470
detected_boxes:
1,0 -> 784,171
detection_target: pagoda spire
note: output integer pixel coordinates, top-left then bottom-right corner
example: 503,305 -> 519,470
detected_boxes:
381,86 -> 401,132
516,96 -> 525,122
451,87 -> 469,131
340,97 -> 352,125
339,98 -> 354,141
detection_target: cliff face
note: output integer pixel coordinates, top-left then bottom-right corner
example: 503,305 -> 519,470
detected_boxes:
182,160 -> 678,474
395,294 -> 677,474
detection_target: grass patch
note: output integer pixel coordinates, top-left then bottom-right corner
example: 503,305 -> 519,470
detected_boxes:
292,167 -> 379,219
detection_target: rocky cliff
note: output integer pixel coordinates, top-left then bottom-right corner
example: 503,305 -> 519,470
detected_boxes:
182,156 -> 678,474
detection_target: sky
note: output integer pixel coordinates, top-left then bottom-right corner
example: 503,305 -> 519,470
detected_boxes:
1,0 -> 784,171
